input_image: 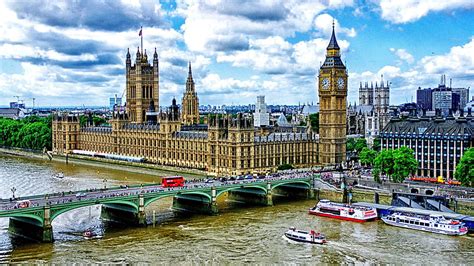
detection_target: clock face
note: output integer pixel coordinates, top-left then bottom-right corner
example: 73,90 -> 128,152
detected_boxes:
322,78 -> 330,89
337,78 -> 344,89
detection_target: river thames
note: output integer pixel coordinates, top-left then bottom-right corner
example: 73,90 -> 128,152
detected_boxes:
0,154 -> 472,264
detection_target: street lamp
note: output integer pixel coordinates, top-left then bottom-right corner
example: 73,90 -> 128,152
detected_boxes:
11,187 -> 16,199
338,164 -> 348,203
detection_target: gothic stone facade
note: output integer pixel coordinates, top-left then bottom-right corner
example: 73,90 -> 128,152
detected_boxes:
52,111 -> 319,176
126,47 -> 159,124
52,30 -> 351,175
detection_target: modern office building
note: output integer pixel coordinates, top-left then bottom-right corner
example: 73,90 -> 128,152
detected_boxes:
254,95 -> 270,127
380,109 -> 474,179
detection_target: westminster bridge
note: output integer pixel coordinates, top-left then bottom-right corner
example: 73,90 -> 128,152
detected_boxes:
0,175 -> 316,242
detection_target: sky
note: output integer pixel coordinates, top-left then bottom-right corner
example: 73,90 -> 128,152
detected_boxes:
0,0 -> 473,108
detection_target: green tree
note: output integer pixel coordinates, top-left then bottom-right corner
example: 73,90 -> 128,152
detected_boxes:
373,149 -> 394,182
354,138 -> 367,153
360,147 -> 377,166
308,113 -> 319,133
93,116 -> 107,126
455,148 -> 474,187
277,163 -> 294,170
346,138 -> 356,152
373,137 -> 381,151
0,116 -> 52,151
79,115 -> 88,127
391,147 -> 418,183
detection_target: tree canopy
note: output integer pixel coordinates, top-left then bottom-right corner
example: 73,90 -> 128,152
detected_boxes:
359,147 -> 378,166
455,148 -> 474,187
372,137 -> 381,151
391,147 -> 418,183
0,116 -> 52,151
347,138 -> 367,153
308,113 -> 319,133
373,147 -> 418,183
277,163 -> 294,170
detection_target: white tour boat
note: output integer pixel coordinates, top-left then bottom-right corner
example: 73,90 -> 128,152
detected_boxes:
284,227 -> 326,244
309,199 -> 378,222
381,212 -> 468,236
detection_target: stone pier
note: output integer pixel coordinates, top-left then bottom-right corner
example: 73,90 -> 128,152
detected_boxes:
8,206 -> 53,243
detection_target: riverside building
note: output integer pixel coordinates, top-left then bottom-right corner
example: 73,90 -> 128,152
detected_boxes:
52,27 -> 348,175
380,109 -> 474,179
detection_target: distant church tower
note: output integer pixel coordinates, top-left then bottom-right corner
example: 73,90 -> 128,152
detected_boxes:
126,47 -> 159,123
181,62 -> 200,125
318,23 -> 348,165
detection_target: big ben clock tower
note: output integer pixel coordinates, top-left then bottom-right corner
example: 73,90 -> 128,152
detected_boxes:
318,23 -> 348,165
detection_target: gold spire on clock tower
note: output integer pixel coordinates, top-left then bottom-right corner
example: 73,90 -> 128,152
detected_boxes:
318,22 -> 348,165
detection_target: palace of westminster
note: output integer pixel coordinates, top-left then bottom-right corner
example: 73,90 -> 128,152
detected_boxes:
52,26 -> 349,176
52,24 -> 474,178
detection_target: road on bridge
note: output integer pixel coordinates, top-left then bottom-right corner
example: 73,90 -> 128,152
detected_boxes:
0,171 -> 316,212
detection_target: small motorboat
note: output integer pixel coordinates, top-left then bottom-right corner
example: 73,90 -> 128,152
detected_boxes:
83,229 -> 101,239
54,172 -> 65,179
284,227 -> 326,244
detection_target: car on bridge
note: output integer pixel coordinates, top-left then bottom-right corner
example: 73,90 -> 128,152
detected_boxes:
75,192 -> 87,198
16,200 -> 31,208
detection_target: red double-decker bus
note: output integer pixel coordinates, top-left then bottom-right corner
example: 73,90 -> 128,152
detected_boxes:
162,176 -> 185,187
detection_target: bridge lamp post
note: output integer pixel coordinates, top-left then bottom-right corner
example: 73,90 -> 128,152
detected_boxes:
103,179 -> 107,190
11,187 -> 16,199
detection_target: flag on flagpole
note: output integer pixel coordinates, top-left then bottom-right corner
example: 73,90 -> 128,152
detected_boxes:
139,27 -> 142,36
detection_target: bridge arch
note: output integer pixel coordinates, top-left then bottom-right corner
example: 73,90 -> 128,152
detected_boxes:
271,180 -> 311,191
216,185 -> 267,199
0,212 -> 44,226
144,191 -> 212,207
50,200 -> 139,222
410,188 -> 420,194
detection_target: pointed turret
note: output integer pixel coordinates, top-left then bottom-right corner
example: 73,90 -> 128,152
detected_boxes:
126,48 -> 131,68
186,61 -> 195,92
321,21 -> 344,69
327,21 -> 340,50
143,49 -> 148,62
153,47 -> 158,60
136,46 -> 141,62
182,61 -> 199,125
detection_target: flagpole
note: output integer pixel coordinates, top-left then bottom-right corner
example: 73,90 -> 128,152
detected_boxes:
140,26 -> 143,57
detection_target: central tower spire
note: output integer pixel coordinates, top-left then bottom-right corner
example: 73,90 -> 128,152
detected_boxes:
182,61 -> 199,125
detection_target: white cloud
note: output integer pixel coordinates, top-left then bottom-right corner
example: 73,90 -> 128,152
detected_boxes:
378,0 -> 474,24
178,0 -> 354,54
420,37 -> 474,78
314,13 -> 357,37
389,48 -> 415,64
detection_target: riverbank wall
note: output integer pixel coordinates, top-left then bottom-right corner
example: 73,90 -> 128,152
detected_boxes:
0,147 -> 206,177
316,189 -> 392,205
455,199 -> 474,217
